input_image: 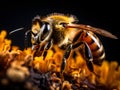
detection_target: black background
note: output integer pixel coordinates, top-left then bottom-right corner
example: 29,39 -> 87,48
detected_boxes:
0,0 -> 119,63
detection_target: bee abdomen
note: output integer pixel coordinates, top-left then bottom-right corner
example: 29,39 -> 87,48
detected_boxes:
92,45 -> 105,65
82,31 -> 105,65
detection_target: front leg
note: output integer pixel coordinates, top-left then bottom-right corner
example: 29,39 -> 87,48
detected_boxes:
42,39 -> 53,59
32,39 -> 53,58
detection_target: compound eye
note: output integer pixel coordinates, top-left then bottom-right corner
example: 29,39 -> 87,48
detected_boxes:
41,22 -> 51,40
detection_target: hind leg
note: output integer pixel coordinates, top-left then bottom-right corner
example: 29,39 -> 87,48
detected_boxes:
61,41 -> 94,74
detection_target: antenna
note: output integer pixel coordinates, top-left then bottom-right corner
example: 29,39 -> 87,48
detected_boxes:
9,27 -> 24,35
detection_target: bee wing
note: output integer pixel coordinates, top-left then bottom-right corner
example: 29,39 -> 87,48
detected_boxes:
66,24 -> 118,39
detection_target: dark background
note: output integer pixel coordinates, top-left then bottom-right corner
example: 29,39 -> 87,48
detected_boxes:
0,0 -> 119,63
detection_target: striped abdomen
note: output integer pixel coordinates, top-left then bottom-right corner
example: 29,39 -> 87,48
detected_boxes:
73,30 -> 105,65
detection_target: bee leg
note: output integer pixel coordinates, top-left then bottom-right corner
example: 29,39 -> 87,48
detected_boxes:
61,42 -> 93,73
73,41 -> 94,73
83,42 -> 94,73
33,45 -> 44,57
61,44 -> 72,73
43,39 -> 53,59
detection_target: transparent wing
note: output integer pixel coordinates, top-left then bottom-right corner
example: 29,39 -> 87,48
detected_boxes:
66,24 -> 118,39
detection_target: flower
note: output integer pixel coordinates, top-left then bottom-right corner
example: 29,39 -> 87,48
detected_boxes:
0,30 -> 120,90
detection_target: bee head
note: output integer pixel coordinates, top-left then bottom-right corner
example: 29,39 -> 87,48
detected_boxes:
31,15 -> 53,45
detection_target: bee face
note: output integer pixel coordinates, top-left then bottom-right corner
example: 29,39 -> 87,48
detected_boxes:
32,16 -> 41,35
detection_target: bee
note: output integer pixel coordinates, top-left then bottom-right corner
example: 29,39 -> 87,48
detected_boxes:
10,13 -> 118,74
